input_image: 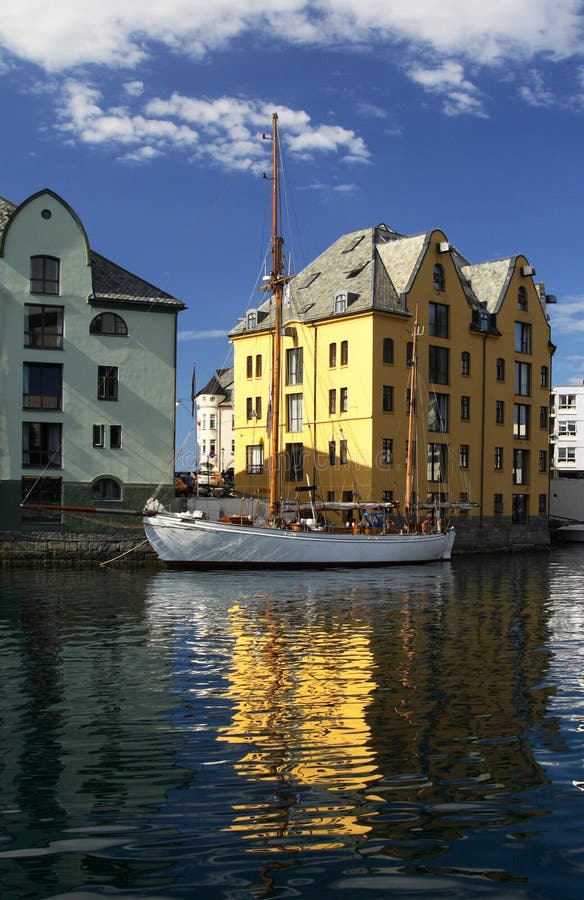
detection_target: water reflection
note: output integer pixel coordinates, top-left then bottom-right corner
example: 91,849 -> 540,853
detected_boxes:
144,556 -> 556,882
1,550 -> 582,898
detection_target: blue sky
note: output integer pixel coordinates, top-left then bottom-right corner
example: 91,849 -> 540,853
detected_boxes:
2,0 -> 584,452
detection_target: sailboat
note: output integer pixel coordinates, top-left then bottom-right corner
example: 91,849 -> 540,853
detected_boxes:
142,113 -> 455,568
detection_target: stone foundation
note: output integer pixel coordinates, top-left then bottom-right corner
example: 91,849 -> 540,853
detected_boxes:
0,530 -> 162,567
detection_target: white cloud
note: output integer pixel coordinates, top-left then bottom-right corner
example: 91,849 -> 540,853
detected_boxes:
179,329 -> 230,341
549,294 -> 584,334
408,61 -> 487,117
519,71 -> 555,107
55,85 -> 369,169
1,1 -> 583,83
123,80 -> 144,97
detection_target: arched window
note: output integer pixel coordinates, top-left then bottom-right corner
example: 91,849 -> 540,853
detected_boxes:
31,256 -> 60,295
246,310 -> 257,330
92,477 -> 121,501
517,287 -> 528,311
433,263 -> 445,292
383,337 -> 394,364
90,313 -> 128,336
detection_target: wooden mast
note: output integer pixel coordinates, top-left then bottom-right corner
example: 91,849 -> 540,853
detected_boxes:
268,112 -> 283,520
404,304 -> 422,524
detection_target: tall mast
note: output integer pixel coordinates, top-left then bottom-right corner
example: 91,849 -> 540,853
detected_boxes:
268,113 -> 283,519
404,305 -> 422,523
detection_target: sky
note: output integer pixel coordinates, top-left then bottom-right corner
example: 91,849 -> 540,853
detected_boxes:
2,0 -> 584,453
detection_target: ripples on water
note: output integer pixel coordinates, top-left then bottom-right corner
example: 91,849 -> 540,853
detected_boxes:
1,549 -> 584,898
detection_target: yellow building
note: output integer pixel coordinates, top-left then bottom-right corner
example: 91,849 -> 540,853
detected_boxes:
230,224 -> 554,549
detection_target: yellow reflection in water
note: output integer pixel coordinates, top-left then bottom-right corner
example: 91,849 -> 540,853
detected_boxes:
218,603 -> 381,844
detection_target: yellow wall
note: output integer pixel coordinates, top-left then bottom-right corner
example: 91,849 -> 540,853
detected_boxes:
232,232 -> 552,525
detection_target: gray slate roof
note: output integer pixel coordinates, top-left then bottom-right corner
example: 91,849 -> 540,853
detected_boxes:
0,193 -> 184,310
230,221 -> 531,337
198,367 -> 234,402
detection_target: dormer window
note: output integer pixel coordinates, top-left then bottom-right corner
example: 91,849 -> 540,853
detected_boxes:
298,272 -> 320,289
334,293 -> 347,314
433,263 -> 445,292
90,313 -> 128,336
30,256 -> 60,295
246,310 -> 257,330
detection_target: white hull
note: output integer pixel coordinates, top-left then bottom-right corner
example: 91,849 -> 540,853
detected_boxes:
144,514 -> 455,568
557,524 -> 584,543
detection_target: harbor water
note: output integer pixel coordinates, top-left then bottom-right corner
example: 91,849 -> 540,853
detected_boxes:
1,547 -> 584,899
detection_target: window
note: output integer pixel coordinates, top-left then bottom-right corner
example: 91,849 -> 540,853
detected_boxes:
329,343 -> 337,367
540,365 -> 548,388
246,356 -> 253,378
340,440 -> 348,465
286,443 -> 304,480
539,494 -> 547,515
90,313 -> 128,336
299,272 -> 320,289
406,342 -> 413,367
329,441 -> 336,465
494,494 -> 504,515
246,397 -> 254,420
382,438 -> 393,465
495,447 -> 503,470
30,256 -> 60,295
518,286 -> 528,311
286,348 -> 303,385
496,357 -> 505,381
514,404 -> 530,439
558,394 -> 576,409
460,395 -> 470,421
429,346 -> 449,384
515,361 -> 531,396
327,490 -> 335,502
246,444 -> 264,474
427,443 -> 447,482
22,422 -> 62,467
382,490 -> 393,503
93,424 -> 105,448
459,444 -> 469,469
98,366 -> 118,401
334,293 -> 347,313
329,389 -> 337,415
513,449 -> 529,485
343,235 -> 364,253
512,494 -> 528,524
256,355 -> 262,377
461,351 -> 470,376
340,387 -> 348,413
515,321 -> 532,354
558,447 -> 576,463
538,450 -> 547,472
21,476 -> 61,522
23,362 -> 62,410
340,340 -> 349,366
496,400 -> 505,424
110,425 -> 122,449
383,338 -> 394,364
254,399 -> 262,421
429,302 -> 449,337
209,414 -> 216,429
383,385 -> 394,412
92,478 -> 121,501
558,420 -> 576,436
25,304 -> 64,349
539,406 -> 548,428
287,393 -> 303,432
209,439 -> 216,457
433,263 -> 445,292
428,392 -> 448,432
246,311 -> 257,329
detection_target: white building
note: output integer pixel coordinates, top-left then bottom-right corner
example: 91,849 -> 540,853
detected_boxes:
0,188 -> 185,531
196,368 -> 235,477
550,383 -> 584,521
551,384 -> 584,473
